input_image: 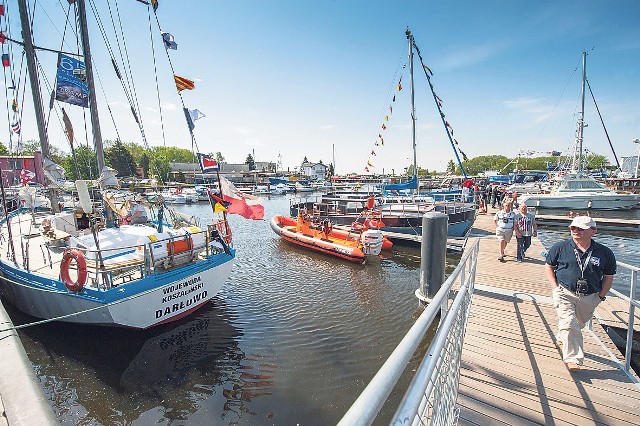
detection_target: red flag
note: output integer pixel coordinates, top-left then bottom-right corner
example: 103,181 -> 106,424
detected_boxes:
0,5 -> 4,16
0,32 -> 6,44
2,54 -> 9,67
219,176 -> 264,220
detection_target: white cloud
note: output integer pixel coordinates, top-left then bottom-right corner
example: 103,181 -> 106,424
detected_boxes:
440,40 -> 511,70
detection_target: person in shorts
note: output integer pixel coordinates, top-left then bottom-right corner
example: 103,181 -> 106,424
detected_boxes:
494,200 -> 515,262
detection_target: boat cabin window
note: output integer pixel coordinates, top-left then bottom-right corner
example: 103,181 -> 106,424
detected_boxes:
565,180 -> 606,190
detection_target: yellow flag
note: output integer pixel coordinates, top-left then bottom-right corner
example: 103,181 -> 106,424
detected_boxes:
214,202 -> 227,213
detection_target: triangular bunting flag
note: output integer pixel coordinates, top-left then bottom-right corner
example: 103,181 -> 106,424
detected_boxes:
174,75 -> 195,92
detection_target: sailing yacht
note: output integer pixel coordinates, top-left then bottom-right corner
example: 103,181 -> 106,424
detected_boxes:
519,52 -> 640,211
0,0 -> 235,328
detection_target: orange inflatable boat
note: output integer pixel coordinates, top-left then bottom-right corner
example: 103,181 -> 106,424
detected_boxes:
270,214 -> 391,263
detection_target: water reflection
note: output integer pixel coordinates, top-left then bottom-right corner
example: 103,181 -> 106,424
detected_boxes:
6,196 -> 471,424
11,299 -> 279,425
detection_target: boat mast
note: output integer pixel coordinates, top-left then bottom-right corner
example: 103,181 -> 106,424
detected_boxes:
77,0 -> 105,173
406,29 -> 418,192
332,143 -> 335,176
17,0 -> 59,213
77,0 -> 115,226
576,50 -> 587,175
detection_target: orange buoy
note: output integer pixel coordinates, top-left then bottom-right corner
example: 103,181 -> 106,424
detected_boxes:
60,249 -> 87,292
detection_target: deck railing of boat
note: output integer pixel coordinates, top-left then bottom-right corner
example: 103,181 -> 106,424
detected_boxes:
49,225 -> 227,290
339,238 -> 480,426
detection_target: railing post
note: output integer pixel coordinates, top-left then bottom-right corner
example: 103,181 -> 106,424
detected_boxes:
417,212 -> 448,303
625,269 -> 637,372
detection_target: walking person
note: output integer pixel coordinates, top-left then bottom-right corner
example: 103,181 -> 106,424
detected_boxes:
491,184 -> 499,208
493,200 -> 515,262
514,204 -> 537,262
545,216 -> 616,371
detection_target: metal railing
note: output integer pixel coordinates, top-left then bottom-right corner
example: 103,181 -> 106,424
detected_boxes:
604,261 -> 639,374
338,238 -> 479,426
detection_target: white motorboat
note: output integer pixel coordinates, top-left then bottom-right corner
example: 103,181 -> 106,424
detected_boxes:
520,52 -> 640,211
518,173 -> 640,210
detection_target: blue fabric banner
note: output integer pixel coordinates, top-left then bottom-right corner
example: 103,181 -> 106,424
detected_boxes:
55,54 -> 89,108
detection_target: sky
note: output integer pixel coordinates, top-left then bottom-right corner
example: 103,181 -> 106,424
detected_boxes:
2,0 -> 639,176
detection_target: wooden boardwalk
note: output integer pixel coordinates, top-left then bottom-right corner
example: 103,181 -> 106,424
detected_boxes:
458,210 -> 640,425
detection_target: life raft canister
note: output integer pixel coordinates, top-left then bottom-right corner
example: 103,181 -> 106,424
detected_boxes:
366,197 -> 375,210
60,249 -> 88,292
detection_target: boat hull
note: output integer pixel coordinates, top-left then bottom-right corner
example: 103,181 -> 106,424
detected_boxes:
519,193 -> 640,210
270,216 -> 367,263
290,201 -> 475,238
0,251 -> 234,329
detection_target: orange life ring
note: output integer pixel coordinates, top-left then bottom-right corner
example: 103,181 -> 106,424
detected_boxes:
60,249 -> 87,292
216,220 -> 233,244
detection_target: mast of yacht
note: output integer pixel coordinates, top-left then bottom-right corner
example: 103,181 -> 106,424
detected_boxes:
77,0 -> 115,226
406,29 -> 418,193
575,50 -> 587,175
17,0 -> 60,213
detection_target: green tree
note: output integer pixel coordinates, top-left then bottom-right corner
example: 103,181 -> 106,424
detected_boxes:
245,154 -> 255,171
150,151 -> 171,183
407,165 -> 430,177
585,153 -> 608,170
446,160 -> 456,174
63,145 -> 97,180
105,139 -> 136,177
0,141 -> 8,155
175,171 -> 186,183
327,163 -> 334,178
214,152 -> 225,164
20,140 -> 66,165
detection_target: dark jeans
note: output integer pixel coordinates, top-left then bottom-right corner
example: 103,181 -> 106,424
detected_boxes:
517,236 -> 532,260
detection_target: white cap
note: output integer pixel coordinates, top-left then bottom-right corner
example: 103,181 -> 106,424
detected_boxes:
569,216 -> 596,229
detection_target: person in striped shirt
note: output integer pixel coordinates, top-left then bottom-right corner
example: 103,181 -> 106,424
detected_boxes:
514,204 -> 537,262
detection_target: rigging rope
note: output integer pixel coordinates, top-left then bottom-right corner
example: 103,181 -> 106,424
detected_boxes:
87,0 -> 147,146
147,6 -> 167,149
150,8 -> 201,156
411,37 -> 467,178
586,79 -> 621,170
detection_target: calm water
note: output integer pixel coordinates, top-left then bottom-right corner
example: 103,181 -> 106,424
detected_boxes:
7,199 -> 639,424
535,207 -> 640,296
9,196 -> 451,425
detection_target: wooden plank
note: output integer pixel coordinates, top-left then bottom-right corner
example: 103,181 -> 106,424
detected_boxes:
457,209 -> 640,425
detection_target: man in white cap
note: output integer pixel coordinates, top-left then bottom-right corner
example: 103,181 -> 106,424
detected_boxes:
125,198 -> 148,225
544,216 -> 616,372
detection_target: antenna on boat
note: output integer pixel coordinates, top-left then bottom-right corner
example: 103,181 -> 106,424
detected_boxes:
575,50 -> 587,176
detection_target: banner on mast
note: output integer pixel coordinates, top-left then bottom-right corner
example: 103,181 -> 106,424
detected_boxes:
55,54 -> 89,108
